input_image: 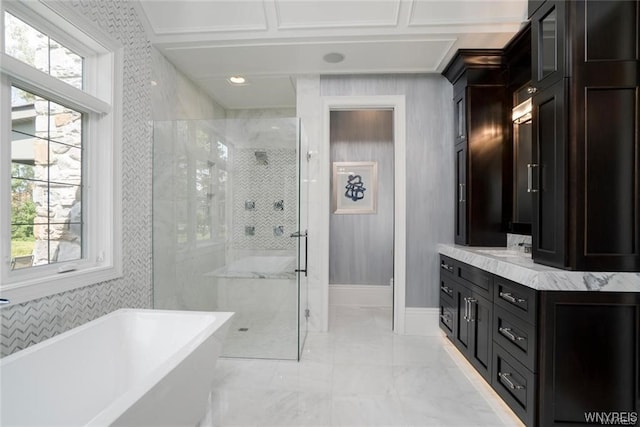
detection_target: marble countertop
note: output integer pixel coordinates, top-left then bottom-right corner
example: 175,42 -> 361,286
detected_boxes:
438,244 -> 640,292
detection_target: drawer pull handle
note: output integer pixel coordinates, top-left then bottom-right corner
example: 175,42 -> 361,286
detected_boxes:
440,314 -> 451,322
441,285 -> 452,294
440,262 -> 453,272
499,292 -> 525,304
499,327 -> 525,342
499,372 -> 525,390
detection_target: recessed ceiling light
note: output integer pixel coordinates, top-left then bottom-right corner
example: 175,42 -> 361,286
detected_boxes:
228,76 -> 246,85
323,52 -> 345,64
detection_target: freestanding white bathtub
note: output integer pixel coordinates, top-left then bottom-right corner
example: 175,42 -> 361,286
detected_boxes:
0,309 -> 233,426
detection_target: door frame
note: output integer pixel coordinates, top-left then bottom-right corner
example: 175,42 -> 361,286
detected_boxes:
320,95 -> 407,333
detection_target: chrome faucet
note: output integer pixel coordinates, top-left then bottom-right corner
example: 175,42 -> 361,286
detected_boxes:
518,242 -> 533,254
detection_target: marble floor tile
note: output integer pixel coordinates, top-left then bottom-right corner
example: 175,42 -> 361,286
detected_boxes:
203,306 -> 524,427
332,363 -> 397,395
331,394 -> 407,427
272,360 -> 334,393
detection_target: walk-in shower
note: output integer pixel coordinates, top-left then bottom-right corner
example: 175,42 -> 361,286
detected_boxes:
152,117 -> 307,360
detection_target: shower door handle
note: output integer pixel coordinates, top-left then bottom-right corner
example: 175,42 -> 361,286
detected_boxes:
290,230 -> 308,277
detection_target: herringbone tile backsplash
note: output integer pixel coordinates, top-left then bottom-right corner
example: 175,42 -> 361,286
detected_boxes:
1,0 -> 153,357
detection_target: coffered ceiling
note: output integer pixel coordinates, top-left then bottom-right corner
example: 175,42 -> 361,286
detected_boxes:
137,0 -> 528,109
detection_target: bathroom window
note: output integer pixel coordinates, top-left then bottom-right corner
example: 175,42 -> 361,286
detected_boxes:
1,2 -> 123,304
10,86 -> 84,269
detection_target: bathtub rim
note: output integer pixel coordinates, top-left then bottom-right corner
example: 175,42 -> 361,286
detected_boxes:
1,308 -> 234,426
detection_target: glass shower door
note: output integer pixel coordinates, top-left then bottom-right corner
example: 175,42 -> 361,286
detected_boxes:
152,117 -> 304,360
297,120 -> 309,359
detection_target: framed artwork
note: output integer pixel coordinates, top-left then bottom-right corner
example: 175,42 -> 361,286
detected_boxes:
332,161 -> 378,214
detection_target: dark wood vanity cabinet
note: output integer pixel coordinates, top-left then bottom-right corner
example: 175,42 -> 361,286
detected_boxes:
529,0 -> 640,271
439,255 -> 640,426
492,276 -> 539,426
439,255 -> 493,382
444,51 -> 509,247
538,291 -> 640,426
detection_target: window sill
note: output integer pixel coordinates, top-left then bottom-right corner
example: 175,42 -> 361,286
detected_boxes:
0,263 -> 122,307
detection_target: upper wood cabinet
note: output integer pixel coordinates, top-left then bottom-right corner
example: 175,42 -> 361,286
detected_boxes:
504,24 -> 533,235
443,51 -> 509,247
531,79 -> 567,268
530,1 -> 566,91
530,0 -> 640,271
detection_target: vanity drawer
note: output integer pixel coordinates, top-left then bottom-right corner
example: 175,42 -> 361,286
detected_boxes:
440,275 -> 455,301
440,255 -> 455,277
492,343 -> 536,427
439,297 -> 455,337
455,261 -> 492,300
493,306 -> 537,372
495,276 -> 537,325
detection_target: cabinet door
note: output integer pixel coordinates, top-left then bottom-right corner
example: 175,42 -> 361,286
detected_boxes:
454,92 -> 467,145
531,1 -> 566,91
538,291 -> 640,426
455,143 -> 468,245
468,292 -> 493,382
453,285 -> 493,382
531,79 -> 566,268
569,0 -> 640,271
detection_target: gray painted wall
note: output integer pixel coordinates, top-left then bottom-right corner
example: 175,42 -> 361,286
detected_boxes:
329,110 -> 394,286
321,75 -> 455,308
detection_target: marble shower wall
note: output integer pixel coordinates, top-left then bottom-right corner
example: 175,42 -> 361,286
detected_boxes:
225,110 -> 298,254
151,48 -> 226,121
151,51 -> 228,311
2,1 -> 153,356
231,148 -> 297,252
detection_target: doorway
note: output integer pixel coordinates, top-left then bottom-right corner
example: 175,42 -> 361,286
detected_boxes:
319,96 -> 407,334
329,110 -> 395,327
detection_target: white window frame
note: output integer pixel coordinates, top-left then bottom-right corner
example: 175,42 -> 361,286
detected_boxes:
0,0 -> 123,306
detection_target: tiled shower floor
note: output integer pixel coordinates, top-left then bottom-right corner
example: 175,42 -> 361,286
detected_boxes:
221,310 -> 298,360
200,306 -> 524,426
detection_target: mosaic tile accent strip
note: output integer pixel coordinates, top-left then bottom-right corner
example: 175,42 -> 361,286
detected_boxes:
1,0 -> 153,357
232,148 -> 297,250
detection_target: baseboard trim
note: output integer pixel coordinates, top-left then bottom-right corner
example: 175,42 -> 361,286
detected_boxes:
404,307 -> 440,336
329,284 -> 392,307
